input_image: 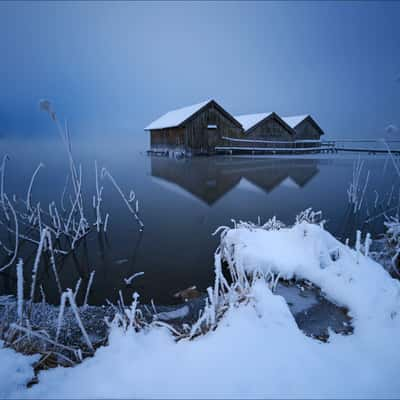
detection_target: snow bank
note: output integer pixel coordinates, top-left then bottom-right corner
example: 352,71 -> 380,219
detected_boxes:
220,221 -> 400,329
3,219 -> 400,398
0,341 -> 38,398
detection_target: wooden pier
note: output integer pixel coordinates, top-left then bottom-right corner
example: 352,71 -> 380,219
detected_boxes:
215,146 -> 336,155
215,137 -> 400,156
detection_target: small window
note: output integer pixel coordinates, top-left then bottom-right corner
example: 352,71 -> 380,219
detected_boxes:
207,124 -> 217,129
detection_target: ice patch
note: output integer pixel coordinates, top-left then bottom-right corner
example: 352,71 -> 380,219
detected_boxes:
154,305 -> 189,321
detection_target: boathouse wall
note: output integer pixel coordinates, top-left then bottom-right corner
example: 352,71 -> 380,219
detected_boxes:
245,115 -> 293,141
149,101 -> 243,155
293,117 -> 324,141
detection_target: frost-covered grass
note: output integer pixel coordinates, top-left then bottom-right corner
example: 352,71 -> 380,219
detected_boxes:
0,101 -> 147,368
1,214 -> 400,398
347,156 -> 370,213
0,100 -> 144,276
383,216 -> 400,275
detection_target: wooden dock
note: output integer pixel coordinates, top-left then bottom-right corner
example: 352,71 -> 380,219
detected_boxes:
215,146 -> 335,155
334,147 -> 400,155
216,137 -> 400,156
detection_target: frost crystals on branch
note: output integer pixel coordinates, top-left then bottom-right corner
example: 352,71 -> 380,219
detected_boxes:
0,194 -> 19,272
55,289 -> 94,352
101,167 -> 144,231
384,216 -> 400,275
16,258 -> 24,321
83,270 -> 96,308
347,157 -> 370,213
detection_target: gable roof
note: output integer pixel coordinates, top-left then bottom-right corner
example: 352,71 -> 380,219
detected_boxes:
234,113 -> 273,131
145,99 -> 242,131
282,114 -> 325,136
282,115 -> 309,129
234,112 -> 295,135
145,100 -> 211,130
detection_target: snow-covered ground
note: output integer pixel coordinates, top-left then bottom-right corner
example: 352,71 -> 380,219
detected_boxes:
1,218 -> 400,398
0,341 -> 38,396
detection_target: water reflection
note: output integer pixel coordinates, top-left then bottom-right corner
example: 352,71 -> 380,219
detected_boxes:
150,157 -> 323,205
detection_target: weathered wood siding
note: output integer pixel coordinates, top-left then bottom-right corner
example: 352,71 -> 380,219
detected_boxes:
150,127 -> 185,150
150,102 -> 242,154
246,116 -> 292,141
185,103 -> 242,154
293,118 -> 322,141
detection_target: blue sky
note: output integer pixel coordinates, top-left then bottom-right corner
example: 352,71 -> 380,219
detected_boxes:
1,1 -> 399,140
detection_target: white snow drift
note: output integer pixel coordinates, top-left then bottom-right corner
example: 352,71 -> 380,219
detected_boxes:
1,217 -> 400,398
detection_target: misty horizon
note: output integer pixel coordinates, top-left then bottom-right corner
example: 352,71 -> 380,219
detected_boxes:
1,1 -> 399,142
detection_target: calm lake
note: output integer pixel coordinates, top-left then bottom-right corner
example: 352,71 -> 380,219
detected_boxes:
0,134 -> 399,306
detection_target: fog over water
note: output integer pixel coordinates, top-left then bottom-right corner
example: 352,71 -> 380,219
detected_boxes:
1,1 -> 400,140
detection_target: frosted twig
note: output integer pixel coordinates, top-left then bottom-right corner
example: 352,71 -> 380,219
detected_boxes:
347,157 -> 364,213
29,228 -> 47,303
101,167 -> 144,231
358,170 -> 370,211
124,272 -> 144,285
51,202 -> 62,238
10,323 -> 77,354
272,272 -> 281,292
355,230 -> 361,264
206,287 -> 216,326
26,163 -> 44,212
66,288 -> 94,351
45,229 -> 62,295
36,202 -> 42,232
16,258 -> 24,321
0,194 -> 19,272
94,160 -> 103,232
74,278 -> 82,301
0,154 -> 10,220
365,205 -> 400,223
56,291 -> 68,343
83,270 -> 95,308
103,213 -> 110,232
40,284 -> 46,305
55,289 -> 94,351
65,165 -> 83,233
60,174 -> 69,212
118,290 -> 126,310
374,190 -> 379,208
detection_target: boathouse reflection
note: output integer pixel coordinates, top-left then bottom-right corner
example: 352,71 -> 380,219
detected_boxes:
150,157 -> 321,205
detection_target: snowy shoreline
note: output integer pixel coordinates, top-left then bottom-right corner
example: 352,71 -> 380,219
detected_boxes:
1,215 -> 400,398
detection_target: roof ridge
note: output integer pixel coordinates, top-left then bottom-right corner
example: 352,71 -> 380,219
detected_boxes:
281,115 -> 310,129
234,112 -> 273,131
144,99 -> 213,130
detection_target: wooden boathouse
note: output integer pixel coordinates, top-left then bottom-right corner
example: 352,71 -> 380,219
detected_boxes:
145,100 -> 330,156
216,112 -> 326,154
234,112 -> 295,141
145,99 -> 243,155
282,115 -> 325,141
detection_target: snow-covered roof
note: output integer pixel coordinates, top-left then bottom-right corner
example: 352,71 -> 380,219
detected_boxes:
282,115 -> 309,129
145,100 -> 212,130
234,113 -> 273,131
